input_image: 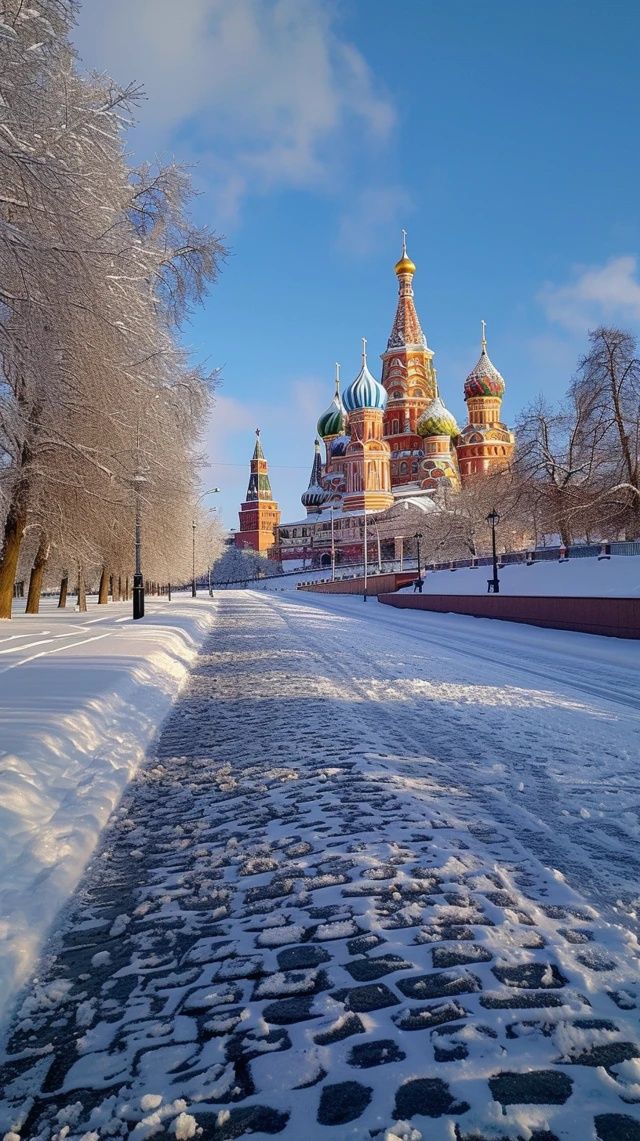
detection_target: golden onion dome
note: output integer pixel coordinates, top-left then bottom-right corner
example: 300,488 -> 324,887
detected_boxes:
394,229 -> 416,276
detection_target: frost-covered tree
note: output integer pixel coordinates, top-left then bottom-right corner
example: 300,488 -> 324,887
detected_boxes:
210,545 -> 281,587
0,0 -> 226,616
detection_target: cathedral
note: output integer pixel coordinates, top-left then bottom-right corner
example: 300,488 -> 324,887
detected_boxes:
236,236 -> 514,566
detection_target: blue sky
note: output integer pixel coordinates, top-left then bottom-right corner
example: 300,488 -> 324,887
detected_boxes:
73,0 -> 640,527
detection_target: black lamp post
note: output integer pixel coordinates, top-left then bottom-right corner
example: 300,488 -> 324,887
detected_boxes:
487,508 -> 500,593
192,488 -> 221,598
414,531 -> 423,583
191,519 -> 197,598
131,426 -> 147,620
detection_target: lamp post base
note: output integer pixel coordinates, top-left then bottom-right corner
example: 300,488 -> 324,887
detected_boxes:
133,573 -> 145,620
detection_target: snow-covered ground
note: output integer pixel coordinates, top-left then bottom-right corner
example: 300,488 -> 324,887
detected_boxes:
267,553 -> 640,596
290,590 -> 640,922
0,596 -> 216,1029
2,590 -> 639,1139
397,553 -> 640,597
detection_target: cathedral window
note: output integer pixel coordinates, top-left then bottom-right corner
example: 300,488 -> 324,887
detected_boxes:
392,419 -> 399,434
399,462 -> 408,475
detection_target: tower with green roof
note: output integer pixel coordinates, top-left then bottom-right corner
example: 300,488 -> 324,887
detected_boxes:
236,429 -> 281,556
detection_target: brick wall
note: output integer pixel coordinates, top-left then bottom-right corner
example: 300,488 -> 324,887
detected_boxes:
298,571 -> 417,596
377,592 -> 640,639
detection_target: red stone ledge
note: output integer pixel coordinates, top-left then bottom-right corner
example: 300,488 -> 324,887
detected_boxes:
377,592 -> 640,640
298,572 -> 416,596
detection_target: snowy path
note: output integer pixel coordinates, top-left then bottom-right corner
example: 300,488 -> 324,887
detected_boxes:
0,599 -> 216,1026
2,591 -> 639,1140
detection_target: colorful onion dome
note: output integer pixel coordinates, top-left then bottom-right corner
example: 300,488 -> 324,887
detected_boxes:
417,394 -> 459,439
317,363 -> 346,439
330,433 -> 350,457
394,229 -> 416,277
343,339 -> 387,412
464,322 -> 506,399
301,439 -> 331,510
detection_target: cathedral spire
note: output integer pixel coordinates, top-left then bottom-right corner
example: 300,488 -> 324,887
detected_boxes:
245,427 -> 273,501
387,234 -> 426,350
301,438 -> 330,513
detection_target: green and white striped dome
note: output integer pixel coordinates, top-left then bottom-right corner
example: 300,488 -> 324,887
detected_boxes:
417,395 -> 459,439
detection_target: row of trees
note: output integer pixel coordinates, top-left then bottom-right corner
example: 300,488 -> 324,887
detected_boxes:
0,0 -> 225,618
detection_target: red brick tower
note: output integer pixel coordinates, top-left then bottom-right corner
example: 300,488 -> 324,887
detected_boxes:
381,233 -> 437,487
236,429 -> 281,555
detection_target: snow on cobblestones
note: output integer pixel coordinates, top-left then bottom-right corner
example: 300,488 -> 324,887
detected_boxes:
1,590 -> 639,1139
0,600 -> 216,1027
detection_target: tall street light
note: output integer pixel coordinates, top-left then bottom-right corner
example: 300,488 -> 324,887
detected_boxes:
487,507 -> 500,593
330,505 -> 336,582
192,488 -> 221,598
414,531 -> 423,585
363,509 -> 368,602
132,423 -> 147,621
132,466 -> 147,620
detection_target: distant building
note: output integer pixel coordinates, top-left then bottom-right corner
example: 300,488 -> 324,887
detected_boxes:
237,236 -> 515,568
236,429 -> 281,555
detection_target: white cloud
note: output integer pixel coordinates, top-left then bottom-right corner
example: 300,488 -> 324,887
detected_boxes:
73,0 -> 396,222
539,255 -> 640,333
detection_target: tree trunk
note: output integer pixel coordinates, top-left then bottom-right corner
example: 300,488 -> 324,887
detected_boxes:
77,565 -> 87,612
118,574 -> 122,602
98,566 -> 109,605
0,495 -> 28,620
58,575 -> 68,608
25,535 -> 50,614
125,575 -> 129,601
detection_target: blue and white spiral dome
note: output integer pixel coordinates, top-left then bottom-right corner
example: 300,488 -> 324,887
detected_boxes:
343,346 -> 387,413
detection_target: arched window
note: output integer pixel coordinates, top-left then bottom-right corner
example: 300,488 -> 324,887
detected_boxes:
399,462 -> 408,475
392,418 -> 399,434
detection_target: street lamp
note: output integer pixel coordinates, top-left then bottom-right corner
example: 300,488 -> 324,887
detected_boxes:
486,508 -> 500,593
330,505 -> 336,582
131,421 -> 148,621
414,531 -> 423,586
363,509 -> 368,602
192,487 -> 221,598
132,466 -> 147,620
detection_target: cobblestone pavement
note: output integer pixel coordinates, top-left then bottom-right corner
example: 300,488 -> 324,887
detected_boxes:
2,592 -> 640,1140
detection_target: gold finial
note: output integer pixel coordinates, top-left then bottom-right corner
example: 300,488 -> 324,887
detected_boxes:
481,320 -> 487,352
433,366 -> 439,397
362,336 -> 367,365
395,229 -> 416,277
335,362 -> 341,395
256,426 -> 261,437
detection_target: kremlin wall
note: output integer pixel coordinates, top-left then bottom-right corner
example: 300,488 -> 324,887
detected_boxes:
235,236 -> 515,568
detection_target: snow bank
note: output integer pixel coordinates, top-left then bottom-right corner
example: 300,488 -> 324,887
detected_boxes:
0,598 -> 216,1028
403,553 -> 640,597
